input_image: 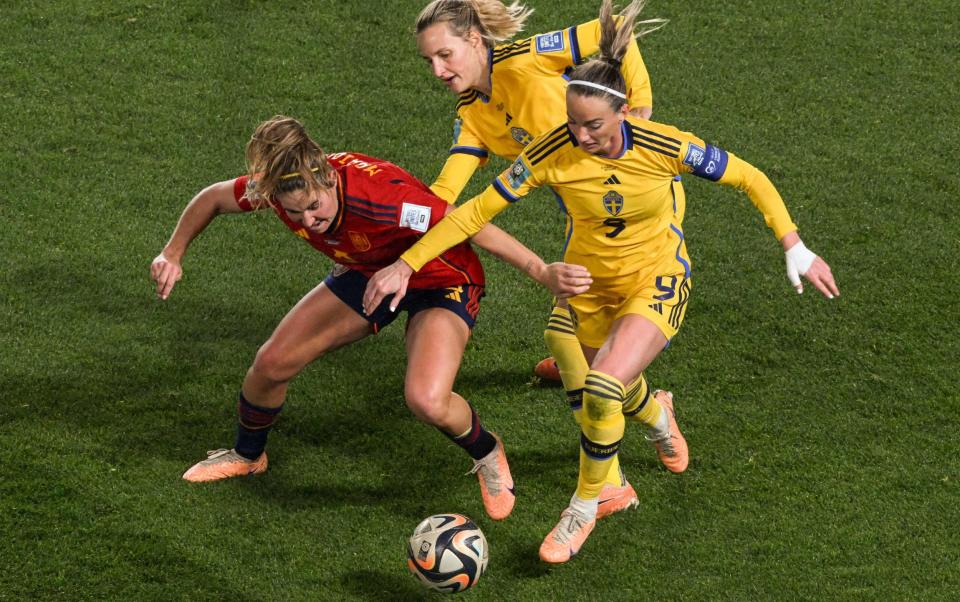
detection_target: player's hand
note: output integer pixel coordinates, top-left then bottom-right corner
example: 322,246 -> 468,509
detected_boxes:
540,262 -> 592,298
784,240 -> 839,299
151,252 -> 182,300
363,259 -> 414,314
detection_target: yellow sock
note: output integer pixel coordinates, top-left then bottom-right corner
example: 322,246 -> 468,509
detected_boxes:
622,373 -> 663,428
576,369 -> 626,499
544,307 -> 622,487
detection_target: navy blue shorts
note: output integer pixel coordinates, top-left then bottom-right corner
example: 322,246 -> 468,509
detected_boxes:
324,267 -> 485,332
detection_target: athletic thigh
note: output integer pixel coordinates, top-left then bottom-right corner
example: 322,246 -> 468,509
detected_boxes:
259,281 -> 373,374
590,313 -> 667,384
404,308 -> 471,400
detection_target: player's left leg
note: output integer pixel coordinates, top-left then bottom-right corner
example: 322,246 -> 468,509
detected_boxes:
404,306 -> 514,521
540,314 -> 682,563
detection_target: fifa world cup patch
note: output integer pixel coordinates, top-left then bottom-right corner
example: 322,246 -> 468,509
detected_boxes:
400,203 -> 431,232
452,119 -> 462,145
506,158 -> 531,190
535,31 -> 565,53
683,142 -> 729,182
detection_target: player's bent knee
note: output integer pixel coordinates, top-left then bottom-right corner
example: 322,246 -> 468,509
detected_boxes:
404,384 -> 451,425
250,342 -> 306,384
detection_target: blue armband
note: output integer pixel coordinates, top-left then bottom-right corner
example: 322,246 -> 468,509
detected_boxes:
683,143 -> 728,182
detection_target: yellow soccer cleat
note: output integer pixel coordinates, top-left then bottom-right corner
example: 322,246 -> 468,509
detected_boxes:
539,507 -> 597,564
533,357 -> 562,382
469,434 -> 515,521
596,470 -> 639,519
182,448 -> 268,483
647,390 -> 689,473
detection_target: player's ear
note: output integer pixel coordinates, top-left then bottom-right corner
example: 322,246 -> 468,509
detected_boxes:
468,28 -> 484,48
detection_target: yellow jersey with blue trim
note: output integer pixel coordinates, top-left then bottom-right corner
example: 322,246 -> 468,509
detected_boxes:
431,19 -> 653,203
402,116 -> 798,292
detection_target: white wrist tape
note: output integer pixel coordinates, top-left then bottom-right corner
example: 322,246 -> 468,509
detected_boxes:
785,241 -> 816,287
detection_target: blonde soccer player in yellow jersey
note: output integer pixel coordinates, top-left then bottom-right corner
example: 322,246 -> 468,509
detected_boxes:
417,0 -> 661,382
367,0 -> 839,563
415,0 -> 666,517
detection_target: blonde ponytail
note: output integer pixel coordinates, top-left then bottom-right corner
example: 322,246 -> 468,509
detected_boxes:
416,0 -> 533,47
568,0 -> 666,108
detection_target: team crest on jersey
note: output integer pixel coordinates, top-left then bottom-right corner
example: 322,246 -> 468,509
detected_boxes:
511,127 -> 533,146
400,202 -> 431,233
536,31 -> 565,53
452,119 -> 462,145
602,191 -> 624,216
348,231 -> 371,251
506,158 -> 531,189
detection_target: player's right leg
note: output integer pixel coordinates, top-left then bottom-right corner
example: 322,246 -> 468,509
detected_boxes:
543,303 -> 634,518
182,277 -> 373,482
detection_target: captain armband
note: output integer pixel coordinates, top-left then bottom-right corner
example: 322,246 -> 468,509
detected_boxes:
682,143 -> 729,182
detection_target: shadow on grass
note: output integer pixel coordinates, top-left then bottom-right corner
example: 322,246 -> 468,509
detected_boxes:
341,570 -> 429,601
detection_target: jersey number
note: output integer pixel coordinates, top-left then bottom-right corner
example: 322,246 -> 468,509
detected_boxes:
603,217 -> 626,238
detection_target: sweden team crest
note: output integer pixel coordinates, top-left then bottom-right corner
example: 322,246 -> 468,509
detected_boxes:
348,231 -> 372,251
602,190 -> 624,216
510,127 -> 533,146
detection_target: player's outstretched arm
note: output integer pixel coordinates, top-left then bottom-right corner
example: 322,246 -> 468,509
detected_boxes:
469,224 -> 592,298
780,231 -> 839,299
150,180 -> 243,300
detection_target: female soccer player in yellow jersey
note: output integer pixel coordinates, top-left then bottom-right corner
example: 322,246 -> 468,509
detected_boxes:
417,0 -> 663,380
367,0 -> 839,563
415,0 -> 666,510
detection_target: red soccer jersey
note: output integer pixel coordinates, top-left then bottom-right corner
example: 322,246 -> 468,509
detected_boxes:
233,152 -> 485,289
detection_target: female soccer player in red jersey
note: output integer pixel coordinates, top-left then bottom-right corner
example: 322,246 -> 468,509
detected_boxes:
150,115 -> 588,521
414,0 -> 665,384
366,0 -> 839,561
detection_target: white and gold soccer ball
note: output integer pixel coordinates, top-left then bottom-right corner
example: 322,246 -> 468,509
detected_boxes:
406,513 -> 489,593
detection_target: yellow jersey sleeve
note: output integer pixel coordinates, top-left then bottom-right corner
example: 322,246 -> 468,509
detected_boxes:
571,19 -> 653,109
400,186 -> 512,271
673,132 -> 797,240
717,152 -> 797,240
430,152 -> 483,204
403,138 -> 551,271
448,116 -> 490,163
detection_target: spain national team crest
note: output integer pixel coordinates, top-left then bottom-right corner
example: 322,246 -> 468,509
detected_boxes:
348,231 -> 371,251
602,190 -> 624,216
510,127 -> 533,146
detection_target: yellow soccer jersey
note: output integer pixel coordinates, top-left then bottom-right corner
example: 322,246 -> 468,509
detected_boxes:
431,19 -> 653,203
404,116 -> 798,291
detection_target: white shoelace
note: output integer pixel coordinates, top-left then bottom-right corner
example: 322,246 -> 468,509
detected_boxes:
552,509 -> 590,544
468,453 -> 502,496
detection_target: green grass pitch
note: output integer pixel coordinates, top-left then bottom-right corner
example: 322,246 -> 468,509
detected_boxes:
2,1 -> 958,599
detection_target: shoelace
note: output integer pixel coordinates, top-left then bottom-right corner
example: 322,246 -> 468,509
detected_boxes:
552,509 -> 589,544
468,455 -> 502,496
645,425 -> 676,452
204,449 -> 234,461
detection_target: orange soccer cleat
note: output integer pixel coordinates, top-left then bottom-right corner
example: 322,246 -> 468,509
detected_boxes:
182,448 -> 268,482
646,390 -> 689,473
533,357 -> 562,382
469,434 -> 515,520
596,470 -> 639,519
539,507 -> 597,564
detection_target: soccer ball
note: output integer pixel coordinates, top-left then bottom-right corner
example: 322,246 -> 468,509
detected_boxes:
406,513 -> 488,593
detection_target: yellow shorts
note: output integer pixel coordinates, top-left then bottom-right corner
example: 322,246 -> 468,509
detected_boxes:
567,272 -> 692,349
